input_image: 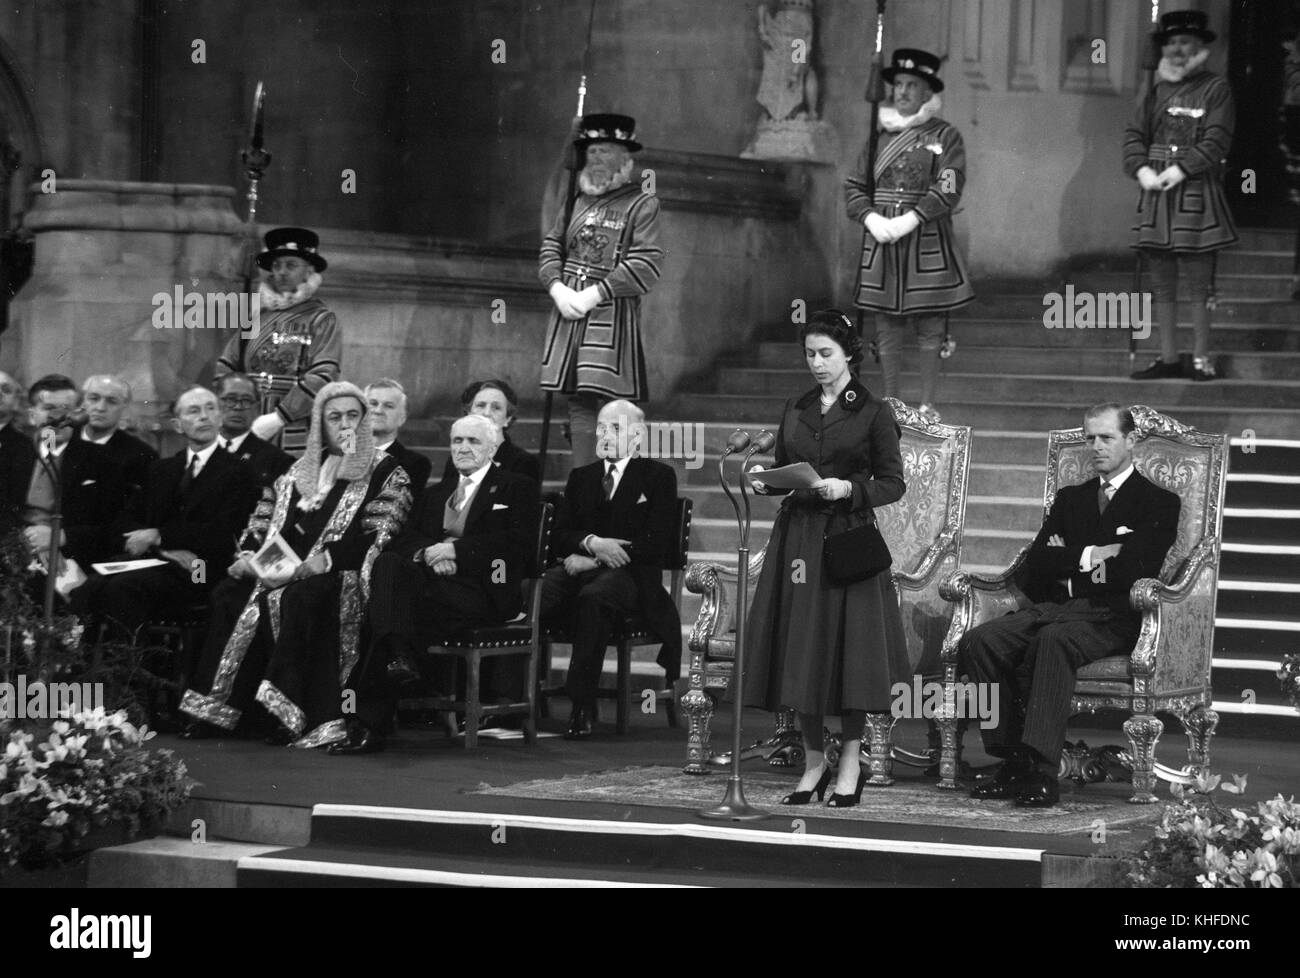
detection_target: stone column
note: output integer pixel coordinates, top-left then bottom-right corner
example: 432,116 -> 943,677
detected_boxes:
7,179 -> 244,411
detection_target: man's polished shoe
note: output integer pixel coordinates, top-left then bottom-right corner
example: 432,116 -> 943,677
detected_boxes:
1014,769 -> 1061,808
564,705 -> 592,740
328,723 -> 387,756
386,655 -> 421,685
969,759 -> 1033,799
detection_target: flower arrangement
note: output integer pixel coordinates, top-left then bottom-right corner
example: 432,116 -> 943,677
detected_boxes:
1280,653 -> 1300,713
1121,772 -> 1299,888
0,707 -> 194,873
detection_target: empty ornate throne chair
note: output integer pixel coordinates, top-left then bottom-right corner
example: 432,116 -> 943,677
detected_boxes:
681,398 -> 972,779
936,405 -> 1227,803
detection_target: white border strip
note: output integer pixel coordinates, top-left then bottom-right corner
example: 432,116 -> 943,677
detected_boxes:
1218,580 -> 1300,593
1211,701 -> 1300,717
1224,507 -> 1300,519
1222,542 -> 1300,555
236,855 -> 695,887
1217,617 -> 1300,632
1226,474 -> 1300,485
1211,657 -> 1288,671
309,805 -> 1044,862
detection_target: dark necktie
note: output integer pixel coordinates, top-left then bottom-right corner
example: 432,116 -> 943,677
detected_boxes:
602,463 -> 616,501
1098,481 -> 1112,515
179,453 -> 198,496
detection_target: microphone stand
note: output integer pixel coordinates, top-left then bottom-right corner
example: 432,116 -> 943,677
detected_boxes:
34,430 -> 65,676
700,430 -> 774,822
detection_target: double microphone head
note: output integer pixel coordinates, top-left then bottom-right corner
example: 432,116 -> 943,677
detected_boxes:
723,429 -> 776,456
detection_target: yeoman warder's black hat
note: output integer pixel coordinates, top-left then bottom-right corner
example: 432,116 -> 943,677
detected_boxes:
256,227 -> 328,273
574,113 -> 643,153
881,48 -> 945,93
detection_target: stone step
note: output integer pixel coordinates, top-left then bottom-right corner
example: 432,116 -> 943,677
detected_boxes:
750,343 -> 1300,381
666,394 -> 1300,438
948,296 -> 1300,324
1046,270 -> 1295,300
716,367 -> 1300,409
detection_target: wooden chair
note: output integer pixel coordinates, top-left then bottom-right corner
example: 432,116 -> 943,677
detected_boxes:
400,500 -> 553,748
681,399 -> 972,779
540,497 -> 693,734
937,405 -> 1227,803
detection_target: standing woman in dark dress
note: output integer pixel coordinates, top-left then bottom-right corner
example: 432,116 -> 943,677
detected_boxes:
743,310 -> 910,807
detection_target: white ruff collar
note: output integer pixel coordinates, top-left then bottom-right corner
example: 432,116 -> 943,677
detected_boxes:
879,94 -> 943,132
1157,48 -> 1211,84
578,157 -> 635,196
259,272 -> 322,312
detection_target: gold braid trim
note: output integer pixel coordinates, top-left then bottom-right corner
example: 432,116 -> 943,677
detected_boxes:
178,689 -> 242,729
255,679 -> 305,735
293,718 -> 348,750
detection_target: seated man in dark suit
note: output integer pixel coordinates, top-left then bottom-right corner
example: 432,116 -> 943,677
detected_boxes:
72,385 -> 260,639
438,378 -> 541,487
366,378 -> 432,504
958,403 -> 1181,808
80,374 -> 158,503
214,372 -> 294,489
16,374 -> 126,588
347,415 -> 536,753
541,399 -> 680,739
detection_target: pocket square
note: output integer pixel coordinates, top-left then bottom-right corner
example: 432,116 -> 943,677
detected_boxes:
637,494 -> 648,505
492,503 -> 509,510
80,479 -> 96,486
1116,526 -> 1134,536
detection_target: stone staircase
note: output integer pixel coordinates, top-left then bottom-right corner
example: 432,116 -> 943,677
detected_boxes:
405,227 -> 1300,735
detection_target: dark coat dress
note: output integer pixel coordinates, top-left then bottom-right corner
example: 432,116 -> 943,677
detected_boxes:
742,377 -> 910,716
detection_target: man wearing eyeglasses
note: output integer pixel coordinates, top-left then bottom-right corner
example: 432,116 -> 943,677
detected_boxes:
214,373 -> 293,489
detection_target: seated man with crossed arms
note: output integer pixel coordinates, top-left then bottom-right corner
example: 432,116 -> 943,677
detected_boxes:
958,402 -> 1180,808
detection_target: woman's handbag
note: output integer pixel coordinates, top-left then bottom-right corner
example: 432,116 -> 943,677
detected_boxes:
823,508 -> 892,586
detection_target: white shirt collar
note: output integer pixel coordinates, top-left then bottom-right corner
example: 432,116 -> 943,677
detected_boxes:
457,461 -> 492,490
1102,464 -> 1135,493
376,439 -> 395,452
81,428 -> 114,446
188,441 -> 220,473
221,431 -> 251,453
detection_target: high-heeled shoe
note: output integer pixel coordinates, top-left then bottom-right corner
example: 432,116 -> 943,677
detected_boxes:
826,770 -> 867,808
780,765 -> 832,805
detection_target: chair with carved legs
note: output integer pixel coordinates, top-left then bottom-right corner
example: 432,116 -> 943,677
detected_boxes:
936,405 -> 1226,803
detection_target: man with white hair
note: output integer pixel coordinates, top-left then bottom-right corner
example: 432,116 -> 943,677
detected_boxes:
541,399 -> 680,739
538,113 -> 664,468
366,378 -> 432,504
80,374 -> 158,500
348,414 -> 537,753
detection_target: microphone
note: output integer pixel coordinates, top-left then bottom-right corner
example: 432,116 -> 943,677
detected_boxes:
752,429 -> 776,454
724,429 -> 751,455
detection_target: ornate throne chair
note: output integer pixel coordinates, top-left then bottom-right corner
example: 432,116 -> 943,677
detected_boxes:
936,406 -> 1227,803
681,398 -> 972,779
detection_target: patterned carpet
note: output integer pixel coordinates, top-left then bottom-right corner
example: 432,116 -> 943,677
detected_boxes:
473,765 -> 1163,836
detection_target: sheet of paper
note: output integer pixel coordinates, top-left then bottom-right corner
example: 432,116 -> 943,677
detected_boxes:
250,530 -> 302,582
91,558 -> 169,575
750,461 -> 821,489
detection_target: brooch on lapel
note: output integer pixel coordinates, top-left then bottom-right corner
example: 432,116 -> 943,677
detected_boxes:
843,390 -> 857,403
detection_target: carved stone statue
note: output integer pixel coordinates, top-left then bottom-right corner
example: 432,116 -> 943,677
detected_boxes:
743,0 -> 838,163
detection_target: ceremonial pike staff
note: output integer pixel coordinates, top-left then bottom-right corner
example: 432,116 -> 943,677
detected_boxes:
537,1 -> 599,472
858,0 -> 887,360
1131,2 -> 1161,368
239,81 -> 271,366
